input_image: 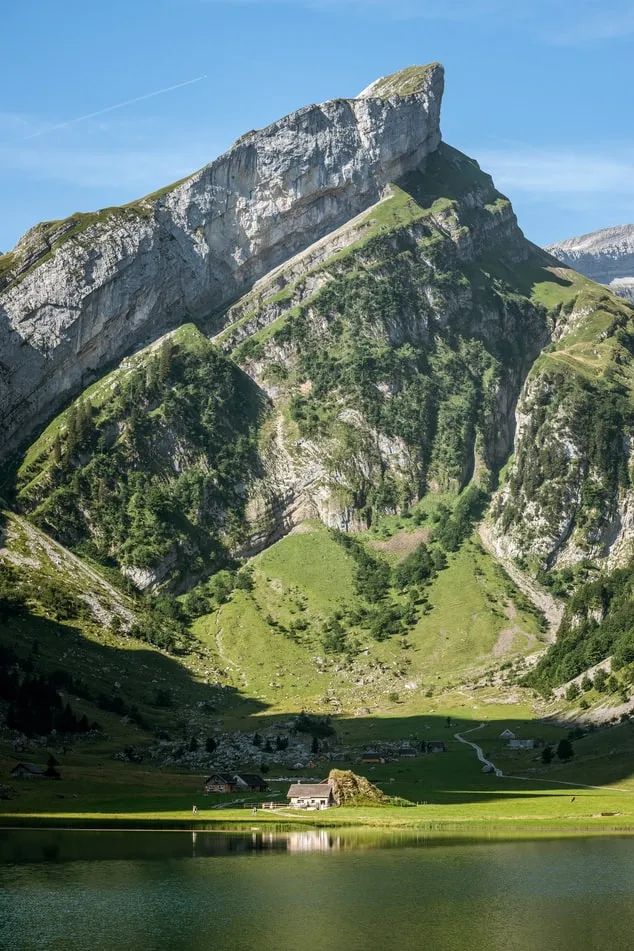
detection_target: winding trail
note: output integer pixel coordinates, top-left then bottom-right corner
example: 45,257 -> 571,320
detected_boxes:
454,724 -> 633,793
454,724 -> 503,776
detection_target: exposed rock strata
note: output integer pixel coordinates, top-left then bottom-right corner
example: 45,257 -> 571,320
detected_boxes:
0,64 -> 443,455
548,224 -> 634,302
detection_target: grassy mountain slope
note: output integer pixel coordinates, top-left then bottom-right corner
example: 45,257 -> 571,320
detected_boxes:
8,324 -> 265,590
492,272 -> 634,574
194,517 -> 545,714
2,138 -> 634,804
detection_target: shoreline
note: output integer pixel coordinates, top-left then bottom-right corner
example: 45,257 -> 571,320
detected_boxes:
2,810 -> 634,840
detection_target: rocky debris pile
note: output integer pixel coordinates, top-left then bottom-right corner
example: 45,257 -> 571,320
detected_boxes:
129,725 -> 334,770
327,769 -> 389,806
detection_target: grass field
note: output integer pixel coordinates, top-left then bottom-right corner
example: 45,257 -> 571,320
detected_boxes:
3,722 -> 634,837
3,695 -> 634,836
193,522 -> 545,715
2,510 -> 633,839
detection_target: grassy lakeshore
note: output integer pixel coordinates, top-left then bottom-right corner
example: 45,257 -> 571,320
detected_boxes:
3,758 -> 634,838
3,807 -> 634,839
3,700 -> 634,840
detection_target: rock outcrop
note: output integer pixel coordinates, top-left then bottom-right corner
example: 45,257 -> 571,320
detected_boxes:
327,769 -> 389,805
0,63 -> 444,456
547,224 -> 634,302
490,278 -> 634,574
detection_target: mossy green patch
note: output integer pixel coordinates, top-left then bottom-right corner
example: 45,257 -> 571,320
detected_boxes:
363,63 -> 441,99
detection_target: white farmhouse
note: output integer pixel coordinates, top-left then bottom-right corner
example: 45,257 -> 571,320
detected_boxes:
287,782 -> 335,810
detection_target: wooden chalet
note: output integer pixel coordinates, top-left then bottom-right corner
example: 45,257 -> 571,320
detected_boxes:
204,773 -> 239,794
203,772 -> 269,794
398,745 -> 418,758
361,750 -> 385,764
234,773 -> 268,792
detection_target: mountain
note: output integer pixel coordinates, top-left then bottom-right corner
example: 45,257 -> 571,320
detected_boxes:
547,225 -> 634,303
2,63 -> 634,761
0,64 -> 443,456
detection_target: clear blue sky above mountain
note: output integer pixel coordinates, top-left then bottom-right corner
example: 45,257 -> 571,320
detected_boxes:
2,0 -> 633,250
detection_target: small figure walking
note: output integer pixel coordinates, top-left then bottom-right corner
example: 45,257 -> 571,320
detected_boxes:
252,806 -> 257,815
192,804 -> 198,815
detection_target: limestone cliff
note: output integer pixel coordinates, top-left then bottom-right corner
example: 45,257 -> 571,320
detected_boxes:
6,60 -> 634,602
490,275 -> 634,573
11,141 -> 560,589
0,63 -> 443,456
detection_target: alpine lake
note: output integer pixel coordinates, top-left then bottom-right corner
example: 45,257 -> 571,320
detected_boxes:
1,828 -> 633,950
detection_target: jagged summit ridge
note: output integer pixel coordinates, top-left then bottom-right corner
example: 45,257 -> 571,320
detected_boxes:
547,224 -> 634,301
0,63 -> 444,454
548,223 -> 634,257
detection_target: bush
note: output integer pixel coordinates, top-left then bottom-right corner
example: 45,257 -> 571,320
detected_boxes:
556,738 -> 574,761
394,543 -> 434,590
293,713 -> 335,737
154,688 -> 173,708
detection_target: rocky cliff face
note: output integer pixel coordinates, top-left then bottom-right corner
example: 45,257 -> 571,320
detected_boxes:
229,146 -> 547,553
10,139 -> 561,589
547,225 -> 634,302
0,63 -> 443,456
5,60 -> 634,605
490,277 -> 634,573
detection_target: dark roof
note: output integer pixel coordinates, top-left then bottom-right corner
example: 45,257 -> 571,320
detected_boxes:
236,773 -> 267,786
11,762 -> 44,775
287,783 -> 333,798
204,772 -> 237,785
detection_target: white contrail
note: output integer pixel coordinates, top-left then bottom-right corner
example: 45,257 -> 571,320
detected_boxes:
24,75 -> 207,140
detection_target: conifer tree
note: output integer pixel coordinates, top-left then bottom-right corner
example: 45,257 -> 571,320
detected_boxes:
51,434 -> 62,466
65,403 -> 79,455
158,340 -> 173,384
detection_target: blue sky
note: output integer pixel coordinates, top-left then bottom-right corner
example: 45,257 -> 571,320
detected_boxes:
2,0 -> 633,250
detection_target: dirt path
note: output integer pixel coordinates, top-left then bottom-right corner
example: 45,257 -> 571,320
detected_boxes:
478,522 -> 564,642
212,609 -> 250,691
454,724 -> 503,776
455,724 -> 632,793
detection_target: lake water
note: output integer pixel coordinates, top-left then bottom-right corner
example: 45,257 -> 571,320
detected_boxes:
1,829 -> 633,950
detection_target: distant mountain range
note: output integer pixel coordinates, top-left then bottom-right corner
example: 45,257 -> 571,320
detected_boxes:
547,224 -> 634,302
